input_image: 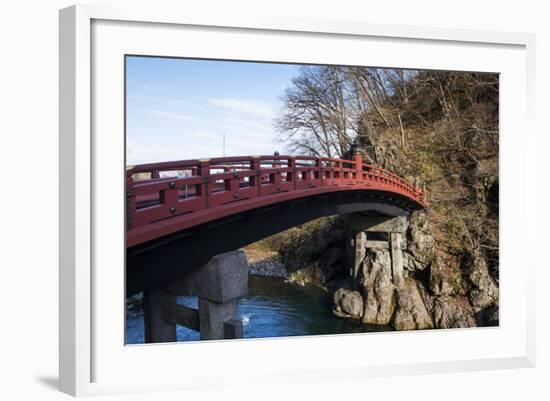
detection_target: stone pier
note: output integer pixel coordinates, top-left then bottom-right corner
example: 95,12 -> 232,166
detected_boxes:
143,287 -> 177,343
142,250 -> 248,343
347,215 -> 408,288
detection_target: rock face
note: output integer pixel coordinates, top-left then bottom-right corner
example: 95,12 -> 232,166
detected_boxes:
285,247 -> 347,288
392,278 -> 433,330
316,247 -> 346,284
468,250 -> 499,311
361,249 -> 395,325
404,211 -> 435,271
274,217 -> 350,289
429,256 -> 463,296
433,296 -> 476,328
333,288 -> 364,320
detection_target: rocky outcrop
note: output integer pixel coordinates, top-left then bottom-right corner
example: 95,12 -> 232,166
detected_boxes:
433,295 -> 476,329
404,211 -> 435,271
316,247 -> 346,284
429,256 -> 464,296
285,247 -> 348,288
392,278 -> 433,330
361,249 -> 396,325
267,218 -> 350,288
330,210 -> 493,332
467,250 -> 499,311
333,288 -> 364,320
277,217 -> 347,272
257,203 -> 497,333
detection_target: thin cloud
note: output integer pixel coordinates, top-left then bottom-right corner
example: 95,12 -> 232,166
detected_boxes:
127,140 -> 213,165
128,94 -> 174,104
208,98 -> 274,119
224,116 -> 274,136
143,109 -> 194,121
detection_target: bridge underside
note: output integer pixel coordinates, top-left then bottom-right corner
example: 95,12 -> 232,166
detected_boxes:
126,189 -> 421,297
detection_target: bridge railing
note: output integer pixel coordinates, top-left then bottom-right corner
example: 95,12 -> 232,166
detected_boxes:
126,155 -> 427,230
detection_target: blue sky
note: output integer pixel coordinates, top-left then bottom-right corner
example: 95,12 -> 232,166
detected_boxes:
126,56 -> 300,165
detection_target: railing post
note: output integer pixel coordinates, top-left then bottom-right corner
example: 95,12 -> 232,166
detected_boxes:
227,167 -> 240,198
272,157 -> 282,191
289,157 -> 296,190
251,157 -> 261,197
353,149 -> 362,182
317,158 -> 324,187
199,160 -> 210,209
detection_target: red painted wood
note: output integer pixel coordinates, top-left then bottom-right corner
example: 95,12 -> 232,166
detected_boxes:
126,155 -> 427,247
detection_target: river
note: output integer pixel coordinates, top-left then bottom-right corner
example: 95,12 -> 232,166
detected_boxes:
126,276 -> 388,344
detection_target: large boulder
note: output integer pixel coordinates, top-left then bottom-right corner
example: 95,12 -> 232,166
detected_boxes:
333,288 -> 364,320
361,248 -> 396,325
433,295 -> 476,328
392,278 -> 434,330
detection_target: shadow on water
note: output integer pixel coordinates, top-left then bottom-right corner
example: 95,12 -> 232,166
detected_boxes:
126,276 -> 390,344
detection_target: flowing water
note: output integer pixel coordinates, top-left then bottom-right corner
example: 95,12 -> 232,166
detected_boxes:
126,276 -> 387,344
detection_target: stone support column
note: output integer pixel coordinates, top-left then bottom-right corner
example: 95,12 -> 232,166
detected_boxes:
353,231 -> 367,279
143,287 -> 177,343
196,251 -> 248,340
390,232 -> 405,288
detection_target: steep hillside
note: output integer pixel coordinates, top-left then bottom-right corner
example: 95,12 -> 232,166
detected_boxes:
246,69 -> 499,329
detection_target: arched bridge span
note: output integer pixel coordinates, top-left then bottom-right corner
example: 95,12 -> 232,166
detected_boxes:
126,154 -> 427,296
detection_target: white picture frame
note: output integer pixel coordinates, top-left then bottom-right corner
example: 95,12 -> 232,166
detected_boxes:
59,3 -> 536,397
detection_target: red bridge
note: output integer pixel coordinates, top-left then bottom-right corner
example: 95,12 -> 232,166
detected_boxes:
126,152 -> 427,296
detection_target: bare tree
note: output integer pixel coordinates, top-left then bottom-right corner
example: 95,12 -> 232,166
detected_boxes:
275,66 -> 356,158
